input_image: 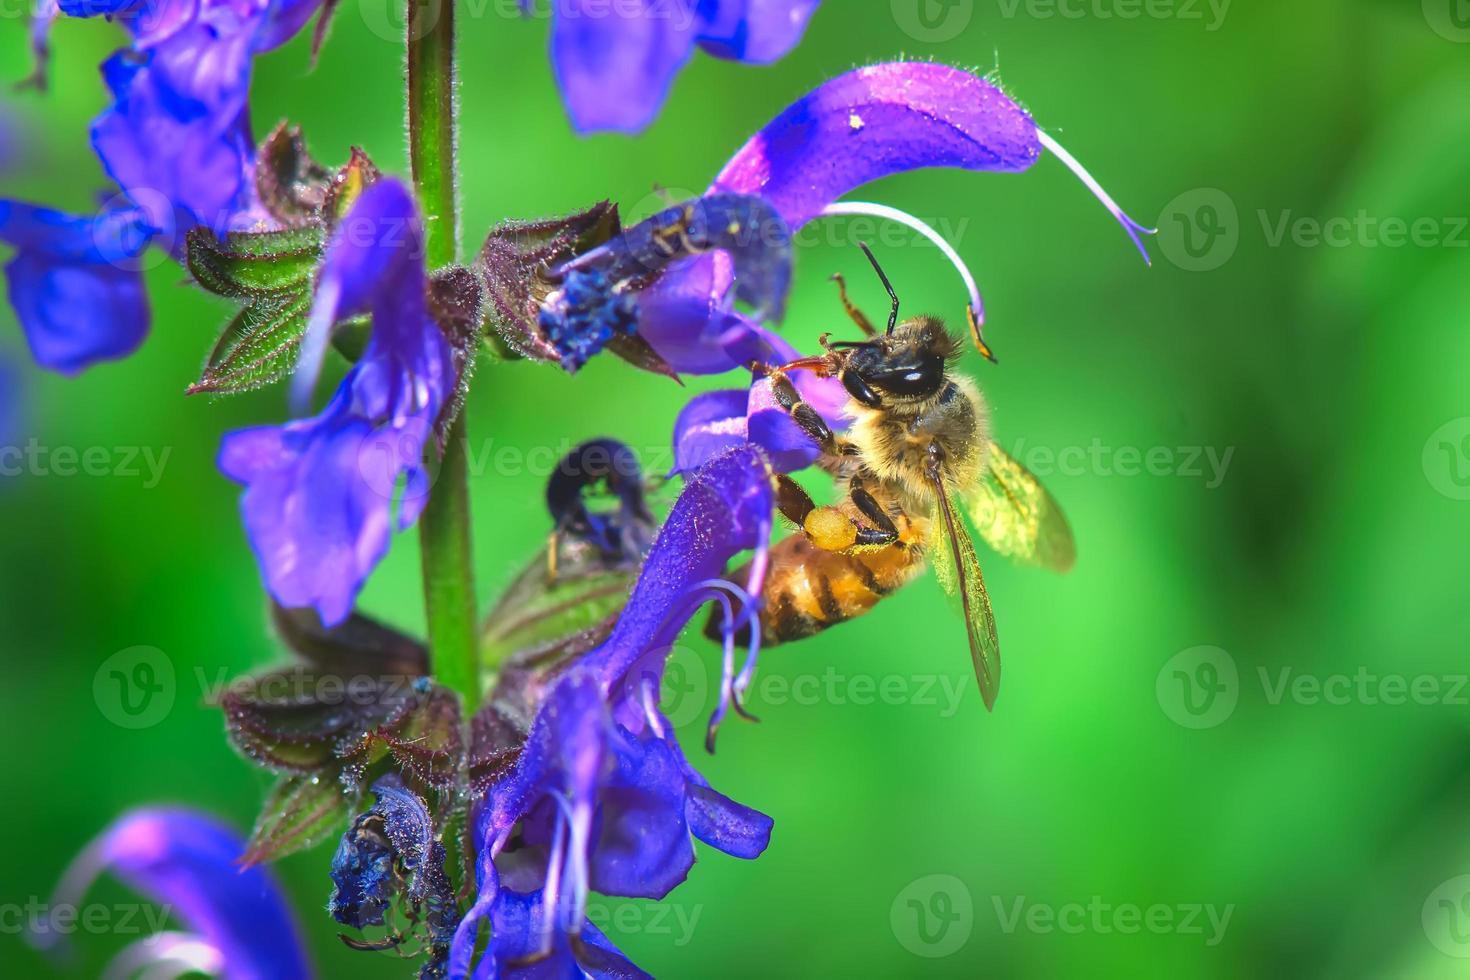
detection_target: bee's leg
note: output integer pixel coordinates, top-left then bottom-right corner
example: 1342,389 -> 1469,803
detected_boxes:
850,485 -> 901,548
766,369 -> 843,457
830,273 -> 879,338
774,474 -> 816,527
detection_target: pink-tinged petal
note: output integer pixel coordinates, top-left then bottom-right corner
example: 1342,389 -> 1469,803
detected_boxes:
746,375 -> 821,472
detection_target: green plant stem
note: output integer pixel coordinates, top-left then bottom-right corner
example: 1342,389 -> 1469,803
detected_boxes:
407,0 -> 457,269
407,0 -> 479,712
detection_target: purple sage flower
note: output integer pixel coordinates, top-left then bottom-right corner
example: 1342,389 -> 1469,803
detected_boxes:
218,178 -> 455,627
0,200 -> 154,373
4,0 -> 325,373
535,0 -> 821,134
35,808 -> 310,980
71,0 -> 324,238
453,445 -> 777,978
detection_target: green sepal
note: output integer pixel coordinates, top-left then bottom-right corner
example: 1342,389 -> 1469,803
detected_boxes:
188,291 -> 312,396
187,225 -> 324,300
240,774 -> 353,867
480,536 -> 638,672
323,148 -> 381,230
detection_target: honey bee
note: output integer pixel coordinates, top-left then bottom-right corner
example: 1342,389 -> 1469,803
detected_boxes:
716,244 -> 1076,710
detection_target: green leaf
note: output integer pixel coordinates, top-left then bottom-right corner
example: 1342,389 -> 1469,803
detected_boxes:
241,774 -> 352,867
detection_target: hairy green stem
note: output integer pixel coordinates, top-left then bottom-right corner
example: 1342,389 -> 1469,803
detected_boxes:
407,0 -> 457,268
408,0 -> 479,712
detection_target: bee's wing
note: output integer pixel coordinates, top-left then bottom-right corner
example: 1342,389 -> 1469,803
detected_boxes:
965,440 -> 1076,574
929,484 -> 1001,711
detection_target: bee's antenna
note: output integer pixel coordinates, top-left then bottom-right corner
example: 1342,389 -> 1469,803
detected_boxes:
856,241 -> 899,335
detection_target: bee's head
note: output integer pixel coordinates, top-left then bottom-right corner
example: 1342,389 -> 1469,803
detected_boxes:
838,316 -> 960,406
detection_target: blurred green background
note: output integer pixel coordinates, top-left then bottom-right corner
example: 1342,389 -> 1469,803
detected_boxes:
4,0 -> 1470,976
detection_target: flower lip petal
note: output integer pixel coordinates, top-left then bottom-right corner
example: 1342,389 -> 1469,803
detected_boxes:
671,388 -> 750,475
551,0 -> 698,135
289,177 -> 424,411
38,808 -> 310,980
712,61 -> 1043,230
695,0 -> 821,64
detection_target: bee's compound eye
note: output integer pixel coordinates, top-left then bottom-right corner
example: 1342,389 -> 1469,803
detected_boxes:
869,353 -> 944,397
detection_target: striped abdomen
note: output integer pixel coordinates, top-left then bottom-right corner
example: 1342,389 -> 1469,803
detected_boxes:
716,504 -> 930,646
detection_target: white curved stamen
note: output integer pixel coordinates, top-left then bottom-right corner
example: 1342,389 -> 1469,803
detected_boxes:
704,591 -> 740,746
1037,130 -> 1156,265
641,675 -> 666,738
733,515 -> 771,698
820,201 -> 987,327
102,932 -> 223,980
539,794 -> 571,951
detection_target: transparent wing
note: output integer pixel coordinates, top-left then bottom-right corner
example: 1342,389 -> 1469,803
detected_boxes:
966,441 -> 1076,574
930,486 -> 1001,711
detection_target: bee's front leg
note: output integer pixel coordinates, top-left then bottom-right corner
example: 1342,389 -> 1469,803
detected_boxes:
762,367 -> 848,457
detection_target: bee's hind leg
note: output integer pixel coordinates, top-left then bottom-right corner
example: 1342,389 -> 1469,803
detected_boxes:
784,477 -> 901,553
775,474 -> 816,527
775,475 -> 855,550
850,485 -> 901,547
